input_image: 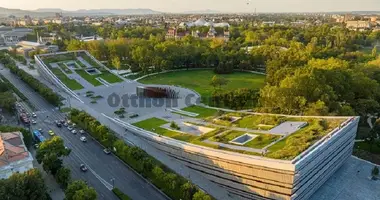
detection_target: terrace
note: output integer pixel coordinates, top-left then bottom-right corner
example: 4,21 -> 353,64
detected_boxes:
133,105 -> 348,160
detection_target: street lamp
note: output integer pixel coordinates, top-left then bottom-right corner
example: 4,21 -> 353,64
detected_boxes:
110,178 -> 115,188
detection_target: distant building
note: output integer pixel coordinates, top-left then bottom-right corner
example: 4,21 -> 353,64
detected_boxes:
76,35 -> 104,42
346,20 -> 372,31
0,27 -> 32,46
179,18 -> 230,28
262,21 -> 276,27
0,132 -> 34,179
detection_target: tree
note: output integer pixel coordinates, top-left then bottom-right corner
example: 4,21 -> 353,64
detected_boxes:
65,180 -> 97,200
192,191 -> 212,200
372,46 -> 378,58
36,136 -> 71,175
111,56 -> 121,71
0,169 -> 50,200
180,182 -> 197,200
55,167 -> 71,188
210,75 -> 229,90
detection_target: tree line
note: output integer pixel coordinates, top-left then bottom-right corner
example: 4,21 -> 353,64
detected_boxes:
69,109 -> 212,200
0,51 -> 61,107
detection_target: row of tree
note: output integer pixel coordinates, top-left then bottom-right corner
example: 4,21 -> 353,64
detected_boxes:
69,109 -> 212,200
36,136 -> 97,199
0,51 -> 61,107
0,80 -> 17,113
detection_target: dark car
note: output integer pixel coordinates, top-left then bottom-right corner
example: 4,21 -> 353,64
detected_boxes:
80,164 -> 88,172
56,123 -> 62,128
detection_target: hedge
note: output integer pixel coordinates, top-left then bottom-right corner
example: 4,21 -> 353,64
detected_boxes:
112,188 -> 131,200
69,109 -> 213,200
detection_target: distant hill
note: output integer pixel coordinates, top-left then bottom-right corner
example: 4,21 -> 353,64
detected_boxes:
0,7 -> 162,17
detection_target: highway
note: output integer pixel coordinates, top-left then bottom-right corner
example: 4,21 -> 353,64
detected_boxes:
0,65 -> 169,200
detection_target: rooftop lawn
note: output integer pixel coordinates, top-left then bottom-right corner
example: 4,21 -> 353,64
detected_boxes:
40,53 -> 77,64
78,52 -> 102,69
51,68 -> 84,90
182,105 -> 219,118
75,70 -> 103,86
132,115 -> 347,160
98,71 -> 123,83
58,63 -> 73,74
236,115 -> 282,130
210,130 -> 280,149
138,69 -> 265,103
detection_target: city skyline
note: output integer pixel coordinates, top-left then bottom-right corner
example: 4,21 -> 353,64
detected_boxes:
1,0 -> 380,13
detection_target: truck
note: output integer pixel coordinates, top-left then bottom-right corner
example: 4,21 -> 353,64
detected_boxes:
20,113 -> 30,125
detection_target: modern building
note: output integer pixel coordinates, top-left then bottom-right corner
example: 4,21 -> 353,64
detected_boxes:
0,132 -> 34,179
121,114 -> 359,200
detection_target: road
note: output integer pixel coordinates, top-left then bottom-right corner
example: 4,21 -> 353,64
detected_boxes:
0,65 -> 169,200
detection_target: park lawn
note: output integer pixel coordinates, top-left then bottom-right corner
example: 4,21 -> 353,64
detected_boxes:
58,63 -> 73,74
75,70 -> 103,86
182,105 -> 218,118
138,69 -> 266,101
51,68 -> 84,90
98,71 -> 123,83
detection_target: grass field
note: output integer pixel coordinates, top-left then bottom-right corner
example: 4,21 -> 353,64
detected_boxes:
58,63 -> 73,74
138,70 -> 266,102
51,68 -> 84,90
98,71 -> 123,83
75,70 -> 103,86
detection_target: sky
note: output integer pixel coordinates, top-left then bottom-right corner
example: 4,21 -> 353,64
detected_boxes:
0,0 -> 380,13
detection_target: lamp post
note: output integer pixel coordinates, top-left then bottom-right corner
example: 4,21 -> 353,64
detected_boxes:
110,178 -> 115,188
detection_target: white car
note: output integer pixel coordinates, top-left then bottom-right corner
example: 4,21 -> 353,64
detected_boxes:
31,120 -> 37,124
32,113 -> 37,118
79,129 -> 85,134
67,126 -> 73,131
71,130 -> 77,134
80,136 -> 87,142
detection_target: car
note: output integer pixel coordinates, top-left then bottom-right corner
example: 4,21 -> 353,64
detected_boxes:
31,120 -> 37,124
103,148 -> 111,154
71,130 -> 77,134
72,123 -> 76,127
32,113 -> 37,118
67,126 -> 73,131
79,129 -> 85,134
34,144 -> 39,149
38,128 -> 43,133
60,120 -> 65,124
56,123 -> 62,128
80,136 -> 87,142
63,123 -> 68,127
48,130 -> 55,136
26,113 -> 31,117
79,164 -> 88,172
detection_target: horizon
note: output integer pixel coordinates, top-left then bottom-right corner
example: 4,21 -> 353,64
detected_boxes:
1,0 -> 380,13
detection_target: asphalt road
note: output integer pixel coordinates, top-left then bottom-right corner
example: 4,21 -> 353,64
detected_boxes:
0,66 -> 169,200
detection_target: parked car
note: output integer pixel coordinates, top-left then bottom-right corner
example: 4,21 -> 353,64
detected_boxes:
67,126 -> 73,131
79,130 -> 85,134
48,130 -> 55,136
79,164 -> 88,172
103,148 -> 111,155
63,123 -> 68,127
31,120 -> 37,124
71,130 -> 77,134
32,113 -> 37,118
56,123 -> 62,128
80,136 -> 87,142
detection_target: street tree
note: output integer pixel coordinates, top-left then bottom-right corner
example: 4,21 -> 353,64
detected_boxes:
36,136 -> 71,175
65,180 -> 97,200
55,167 -> 71,188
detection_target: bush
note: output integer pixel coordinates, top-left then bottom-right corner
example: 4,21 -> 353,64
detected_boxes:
112,188 -> 131,200
170,121 -> 180,130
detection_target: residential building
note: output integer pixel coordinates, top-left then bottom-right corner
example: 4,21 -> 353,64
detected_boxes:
346,20 -> 372,31
0,132 -> 34,179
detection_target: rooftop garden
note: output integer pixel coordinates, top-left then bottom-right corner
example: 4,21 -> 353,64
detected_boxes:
133,106 -> 348,160
50,68 -> 84,90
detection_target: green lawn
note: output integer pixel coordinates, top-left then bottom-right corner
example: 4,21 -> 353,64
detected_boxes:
75,70 -> 103,86
79,53 -> 102,68
139,70 -> 266,102
237,115 -> 281,130
182,105 -> 218,118
58,63 -> 73,74
51,68 -> 84,90
98,71 -> 123,83
210,130 -> 280,149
